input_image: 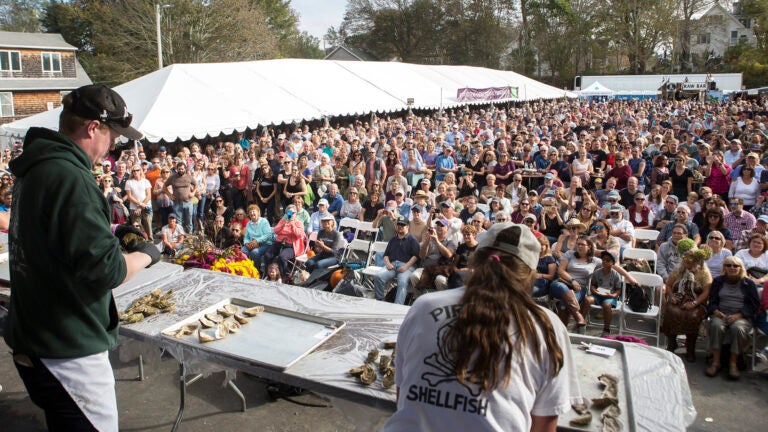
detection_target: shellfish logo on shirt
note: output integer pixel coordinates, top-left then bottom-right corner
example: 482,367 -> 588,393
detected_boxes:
405,304 -> 489,416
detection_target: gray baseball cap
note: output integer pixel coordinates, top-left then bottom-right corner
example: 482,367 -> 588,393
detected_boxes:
476,223 -> 541,271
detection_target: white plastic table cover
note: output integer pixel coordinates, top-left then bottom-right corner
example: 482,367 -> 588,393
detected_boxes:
113,268 -> 695,431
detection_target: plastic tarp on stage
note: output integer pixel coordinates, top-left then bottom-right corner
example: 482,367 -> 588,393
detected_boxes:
1,59 -> 575,143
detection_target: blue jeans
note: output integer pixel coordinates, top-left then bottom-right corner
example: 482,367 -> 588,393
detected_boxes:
550,281 -> 587,308
373,260 -> 415,304
195,195 -> 207,225
173,201 -> 194,234
306,256 -> 339,273
242,244 -> 272,269
532,278 -> 549,297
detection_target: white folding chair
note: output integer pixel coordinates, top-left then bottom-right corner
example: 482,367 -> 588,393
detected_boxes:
622,247 -> 657,273
338,217 -> 360,233
360,241 -> 389,290
342,238 -> 370,264
634,228 -> 660,248
289,231 -> 318,275
585,274 -> 623,333
355,221 -> 379,242
620,271 -> 664,347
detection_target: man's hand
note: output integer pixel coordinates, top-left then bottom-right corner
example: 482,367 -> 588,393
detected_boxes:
115,224 -> 160,266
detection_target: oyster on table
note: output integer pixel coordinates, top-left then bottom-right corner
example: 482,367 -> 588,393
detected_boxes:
217,304 -> 238,317
242,305 -> 265,317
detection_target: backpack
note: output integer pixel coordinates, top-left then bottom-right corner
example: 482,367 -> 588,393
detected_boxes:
626,284 -> 651,313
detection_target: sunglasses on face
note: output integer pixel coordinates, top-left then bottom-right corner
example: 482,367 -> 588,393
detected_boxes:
724,263 -> 740,268
708,237 -> 723,241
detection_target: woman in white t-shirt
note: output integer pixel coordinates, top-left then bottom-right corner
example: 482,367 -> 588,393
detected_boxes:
735,233 -> 768,288
124,164 -> 153,240
383,223 -> 580,432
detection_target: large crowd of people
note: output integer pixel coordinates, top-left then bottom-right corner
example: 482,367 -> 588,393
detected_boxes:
4,95 -> 768,374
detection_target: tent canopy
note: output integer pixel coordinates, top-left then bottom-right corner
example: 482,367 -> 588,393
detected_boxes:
578,81 -> 615,97
1,59 -> 576,143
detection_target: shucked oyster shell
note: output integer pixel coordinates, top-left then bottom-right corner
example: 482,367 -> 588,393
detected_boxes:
198,330 -> 215,343
205,313 -> 224,323
382,367 -> 395,389
359,364 -> 376,385
233,313 -> 250,324
217,304 -> 238,317
242,306 -> 265,317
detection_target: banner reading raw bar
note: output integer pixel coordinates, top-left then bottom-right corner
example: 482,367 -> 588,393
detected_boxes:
456,86 -> 518,102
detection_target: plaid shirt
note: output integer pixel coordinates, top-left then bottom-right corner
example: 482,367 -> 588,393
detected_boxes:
726,211 -> 757,250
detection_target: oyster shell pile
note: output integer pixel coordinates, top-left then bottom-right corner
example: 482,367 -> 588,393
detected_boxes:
348,343 -> 397,389
119,288 -> 176,323
191,304 -> 265,344
570,374 -> 622,430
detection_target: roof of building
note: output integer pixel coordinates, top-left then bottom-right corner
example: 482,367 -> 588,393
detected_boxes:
323,45 -> 378,62
0,31 -> 78,51
0,61 -> 92,91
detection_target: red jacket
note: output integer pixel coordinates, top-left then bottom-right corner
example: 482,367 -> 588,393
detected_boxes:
628,205 -> 651,227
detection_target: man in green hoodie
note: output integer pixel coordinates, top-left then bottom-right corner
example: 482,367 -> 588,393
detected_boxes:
5,84 -> 160,431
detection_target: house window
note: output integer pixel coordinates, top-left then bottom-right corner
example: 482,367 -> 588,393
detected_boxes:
0,92 -> 14,117
41,52 -> 62,72
0,51 -> 21,72
697,33 -> 710,44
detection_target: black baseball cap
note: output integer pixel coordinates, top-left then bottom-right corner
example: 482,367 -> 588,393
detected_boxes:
63,85 -> 142,140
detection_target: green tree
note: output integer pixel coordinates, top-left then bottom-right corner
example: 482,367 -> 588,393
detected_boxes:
43,0 -> 278,86
0,0 -> 43,32
343,0 -> 446,63
599,0 -> 677,74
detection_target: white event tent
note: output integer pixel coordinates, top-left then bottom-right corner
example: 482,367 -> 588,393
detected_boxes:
1,58 -> 575,143
578,81 -> 615,98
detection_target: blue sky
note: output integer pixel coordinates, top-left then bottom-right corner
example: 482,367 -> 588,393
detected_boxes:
290,0 -> 347,45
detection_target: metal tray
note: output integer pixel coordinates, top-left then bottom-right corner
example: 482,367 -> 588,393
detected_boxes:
160,297 -> 345,371
560,335 -> 636,432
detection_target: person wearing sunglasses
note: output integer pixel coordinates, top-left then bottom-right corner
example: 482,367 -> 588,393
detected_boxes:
3,85 -> 161,431
705,256 -> 760,379
705,232 -> 732,279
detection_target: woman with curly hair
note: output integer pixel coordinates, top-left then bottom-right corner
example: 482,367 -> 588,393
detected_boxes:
662,238 -> 713,363
383,223 -> 580,431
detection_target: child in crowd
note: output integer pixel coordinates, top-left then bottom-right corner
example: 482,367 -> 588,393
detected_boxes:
588,250 -> 623,337
264,262 -> 283,283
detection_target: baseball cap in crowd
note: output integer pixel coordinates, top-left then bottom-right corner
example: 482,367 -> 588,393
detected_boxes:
396,215 -> 409,225
158,146 -> 167,152
101,161 -> 111,166
63,84 -> 142,140
320,214 -> 335,221
318,198 -> 329,206
476,223 -> 541,271
411,205 -> 423,213
601,250 -> 618,264
168,213 -> 178,219
395,188 -> 404,196
440,201 -> 453,208
610,204 -> 624,212
434,218 -> 450,227
731,139 -> 742,145
607,190 -> 620,199
747,152 -> 759,159
523,214 -> 537,222
420,178 -> 431,186
544,173 -> 554,180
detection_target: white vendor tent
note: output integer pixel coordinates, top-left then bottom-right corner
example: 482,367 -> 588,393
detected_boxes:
578,81 -> 615,98
1,58 -> 575,143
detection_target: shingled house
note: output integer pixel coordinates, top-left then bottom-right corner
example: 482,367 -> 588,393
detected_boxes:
0,31 -> 92,127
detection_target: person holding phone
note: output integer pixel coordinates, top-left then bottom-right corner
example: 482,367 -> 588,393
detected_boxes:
266,204 -> 307,276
